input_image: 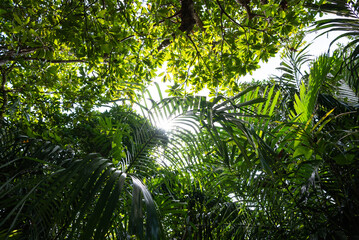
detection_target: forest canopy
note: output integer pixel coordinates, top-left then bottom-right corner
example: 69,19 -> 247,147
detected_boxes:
1,0 -> 359,239
0,0 -> 319,120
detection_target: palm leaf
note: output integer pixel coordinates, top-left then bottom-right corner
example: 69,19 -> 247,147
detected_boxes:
275,40 -> 312,90
311,0 -> 359,95
0,120 -> 163,239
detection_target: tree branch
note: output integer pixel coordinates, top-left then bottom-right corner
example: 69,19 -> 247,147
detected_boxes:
186,35 -> 212,76
215,0 -> 273,34
0,46 -> 48,66
22,58 -> 87,63
0,57 -> 87,65
0,68 -> 8,120
119,35 -> 135,42
179,0 -> 196,33
156,11 -> 181,25
215,0 -> 250,47
235,0 -> 253,19
215,0 -> 246,29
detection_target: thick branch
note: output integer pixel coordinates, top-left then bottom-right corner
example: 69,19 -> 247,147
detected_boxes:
235,0 -> 253,19
179,0 -> 196,33
157,33 -> 176,52
0,46 -> 47,66
193,11 -> 205,31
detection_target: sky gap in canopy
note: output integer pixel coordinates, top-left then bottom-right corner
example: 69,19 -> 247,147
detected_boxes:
145,13 -> 350,102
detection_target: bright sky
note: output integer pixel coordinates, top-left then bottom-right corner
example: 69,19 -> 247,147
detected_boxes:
140,13 -> 352,131
242,27 -> 349,83
146,13 -> 350,103
124,13 -> 351,131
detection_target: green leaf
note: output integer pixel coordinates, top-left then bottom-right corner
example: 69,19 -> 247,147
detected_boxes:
13,13 -> 22,25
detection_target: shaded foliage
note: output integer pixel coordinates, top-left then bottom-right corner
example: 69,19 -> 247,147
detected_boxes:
1,1 -> 359,240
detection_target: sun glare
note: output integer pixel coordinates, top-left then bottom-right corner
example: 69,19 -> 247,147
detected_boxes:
156,117 -> 174,132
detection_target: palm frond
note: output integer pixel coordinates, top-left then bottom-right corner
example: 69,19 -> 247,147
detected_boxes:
311,0 -> 359,95
275,40 -> 312,90
133,84 -> 287,238
291,54 -> 334,123
0,120 -> 163,239
336,80 -> 359,104
308,0 -> 358,17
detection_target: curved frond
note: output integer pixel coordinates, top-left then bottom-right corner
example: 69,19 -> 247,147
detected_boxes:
0,121 -> 162,239
275,38 -> 312,90
312,0 -> 359,95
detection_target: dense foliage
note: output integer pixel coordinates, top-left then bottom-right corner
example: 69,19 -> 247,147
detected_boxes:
0,0 -> 319,121
1,0 -> 359,239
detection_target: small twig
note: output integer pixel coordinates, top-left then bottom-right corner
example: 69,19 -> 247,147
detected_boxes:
20,57 -> 87,63
156,11 -> 181,25
119,35 -> 135,43
215,0 -> 250,47
183,51 -> 198,88
215,0 -> 246,30
187,34 -> 211,74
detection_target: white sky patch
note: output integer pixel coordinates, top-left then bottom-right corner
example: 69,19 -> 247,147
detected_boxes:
241,15 -> 350,82
147,13 -> 351,101
102,13 -> 351,131
155,116 -> 174,132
